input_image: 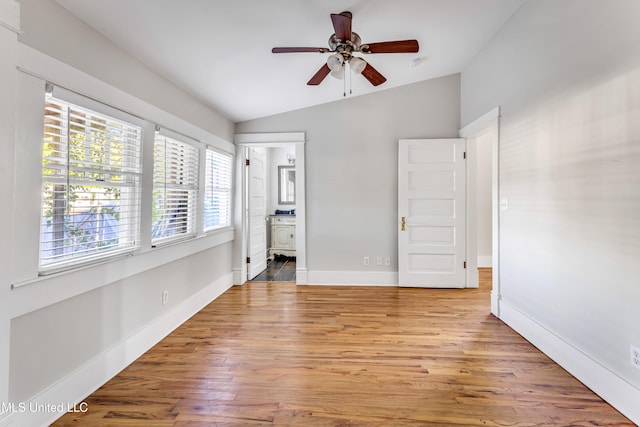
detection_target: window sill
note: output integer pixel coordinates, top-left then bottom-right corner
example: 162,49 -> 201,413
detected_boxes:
37,250 -> 137,278
9,228 -> 234,318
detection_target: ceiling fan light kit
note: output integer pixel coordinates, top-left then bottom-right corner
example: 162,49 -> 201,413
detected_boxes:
327,53 -> 344,72
330,66 -> 345,80
272,11 -> 419,92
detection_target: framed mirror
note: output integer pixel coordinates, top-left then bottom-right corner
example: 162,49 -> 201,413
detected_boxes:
278,165 -> 296,205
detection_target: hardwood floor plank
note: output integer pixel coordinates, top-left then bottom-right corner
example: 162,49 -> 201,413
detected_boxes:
52,269 -> 633,426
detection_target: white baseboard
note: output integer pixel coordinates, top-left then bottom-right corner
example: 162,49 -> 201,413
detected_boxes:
4,273 -> 233,427
232,267 -> 246,285
477,256 -> 492,267
306,271 -> 398,286
491,290 -> 500,317
295,268 -> 308,285
499,300 -> 640,425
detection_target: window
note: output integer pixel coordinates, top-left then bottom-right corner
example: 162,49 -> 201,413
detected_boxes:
40,96 -> 142,270
203,148 -> 233,231
152,132 -> 199,243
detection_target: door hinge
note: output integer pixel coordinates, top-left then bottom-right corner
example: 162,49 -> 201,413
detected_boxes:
464,261 -> 467,269
246,159 -> 250,166
246,257 -> 251,263
463,151 -> 467,159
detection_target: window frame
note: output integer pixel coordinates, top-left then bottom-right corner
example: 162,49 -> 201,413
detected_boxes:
30,81 -> 236,280
203,147 -> 233,233
38,90 -> 143,273
151,129 -> 200,245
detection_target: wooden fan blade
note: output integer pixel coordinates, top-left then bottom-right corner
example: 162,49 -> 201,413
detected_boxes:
272,47 -> 329,53
360,62 -> 387,86
307,64 -> 331,85
362,40 -> 419,54
330,12 -> 352,42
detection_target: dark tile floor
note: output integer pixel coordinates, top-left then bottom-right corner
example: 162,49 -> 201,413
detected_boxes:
252,256 -> 296,282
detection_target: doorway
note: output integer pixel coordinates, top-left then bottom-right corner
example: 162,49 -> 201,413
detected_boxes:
248,145 -> 297,282
233,132 -> 307,285
459,107 -> 500,316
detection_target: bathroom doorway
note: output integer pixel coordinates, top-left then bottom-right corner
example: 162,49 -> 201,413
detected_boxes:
233,132 -> 306,285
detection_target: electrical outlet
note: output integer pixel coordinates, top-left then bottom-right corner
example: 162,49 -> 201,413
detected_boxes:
162,290 -> 169,305
377,256 -> 383,266
385,257 -> 391,266
631,345 -> 640,370
364,256 -> 370,266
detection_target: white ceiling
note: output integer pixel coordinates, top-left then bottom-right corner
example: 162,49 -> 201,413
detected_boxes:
53,0 -> 525,123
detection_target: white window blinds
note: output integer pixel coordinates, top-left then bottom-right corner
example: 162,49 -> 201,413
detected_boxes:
152,133 -> 199,243
40,96 -> 142,269
204,148 -> 233,231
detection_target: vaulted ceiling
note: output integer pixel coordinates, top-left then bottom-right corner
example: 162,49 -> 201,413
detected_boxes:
54,0 -> 524,122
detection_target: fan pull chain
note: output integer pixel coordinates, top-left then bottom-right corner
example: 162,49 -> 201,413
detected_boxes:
343,67 -> 346,97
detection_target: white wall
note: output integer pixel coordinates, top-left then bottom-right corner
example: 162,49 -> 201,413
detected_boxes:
461,0 -> 640,422
237,75 -> 460,284
2,1 -> 236,425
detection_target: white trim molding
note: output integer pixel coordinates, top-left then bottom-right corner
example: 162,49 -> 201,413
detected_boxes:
232,268 -> 247,286
306,271 -> 398,286
296,268 -> 308,285
500,300 -> 640,425
4,273 -> 233,427
234,132 -> 305,145
477,256 -> 492,268
459,106 -> 501,314
459,106 -> 500,138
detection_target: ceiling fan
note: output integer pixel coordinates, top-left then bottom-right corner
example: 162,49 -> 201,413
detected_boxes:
272,11 -> 419,87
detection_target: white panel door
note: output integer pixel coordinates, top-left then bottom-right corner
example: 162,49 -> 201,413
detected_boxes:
398,139 -> 466,288
248,147 -> 267,279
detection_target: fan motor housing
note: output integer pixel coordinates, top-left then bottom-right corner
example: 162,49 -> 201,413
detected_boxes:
329,32 -> 361,52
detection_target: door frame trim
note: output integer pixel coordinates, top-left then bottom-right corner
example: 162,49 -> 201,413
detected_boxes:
459,106 -> 501,314
233,132 -> 307,285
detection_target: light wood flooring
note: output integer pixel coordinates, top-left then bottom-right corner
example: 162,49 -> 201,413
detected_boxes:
53,269 -> 632,426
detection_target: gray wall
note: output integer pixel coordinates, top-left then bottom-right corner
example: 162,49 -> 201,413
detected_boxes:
462,0 -> 640,392
0,0 -> 20,413
18,0 -> 234,141
4,0 -> 236,413
10,0 -> 637,421
9,244 -> 231,402
236,74 -> 461,275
